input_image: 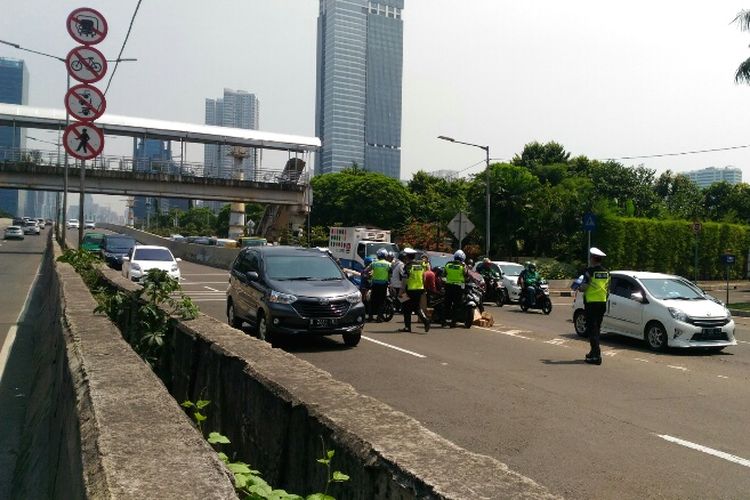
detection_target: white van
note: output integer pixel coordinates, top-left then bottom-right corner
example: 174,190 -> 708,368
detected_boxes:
573,271 -> 736,352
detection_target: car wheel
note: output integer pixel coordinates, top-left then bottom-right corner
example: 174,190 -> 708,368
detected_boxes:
645,321 -> 668,352
227,299 -> 243,329
542,298 -> 552,315
343,331 -> 361,347
574,310 -> 587,337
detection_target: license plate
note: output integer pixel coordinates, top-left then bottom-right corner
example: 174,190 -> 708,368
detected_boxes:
310,318 -> 336,329
702,328 -> 722,336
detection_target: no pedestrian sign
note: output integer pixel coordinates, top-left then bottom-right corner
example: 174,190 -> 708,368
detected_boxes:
65,84 -> 107,122
63,122 -> 104,160
67,7 -> 109,45
66,45 -> 107,84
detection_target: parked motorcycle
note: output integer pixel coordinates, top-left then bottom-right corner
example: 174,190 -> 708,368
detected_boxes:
519,281 -> 552,315
459,280 -> 485,327
483,274 -> 508,307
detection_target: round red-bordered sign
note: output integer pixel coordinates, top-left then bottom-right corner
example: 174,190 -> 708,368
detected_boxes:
65,84 -> 107,122
63,122 -> 105,160
67,7 -> 108,45
66,46 -> 108,84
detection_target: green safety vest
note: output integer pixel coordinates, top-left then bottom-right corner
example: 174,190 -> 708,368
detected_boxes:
584,269 -> 609,303
371,259 -> 390,284
444,261 -> 465,285
405,264 -> 425,290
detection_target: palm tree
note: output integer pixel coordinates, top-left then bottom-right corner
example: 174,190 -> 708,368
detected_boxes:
733,10 -> 750,84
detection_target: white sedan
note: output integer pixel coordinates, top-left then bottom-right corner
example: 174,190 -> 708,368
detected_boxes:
573,271 -> 736,352
66,219 -> 80,229
122,245 -> 182,282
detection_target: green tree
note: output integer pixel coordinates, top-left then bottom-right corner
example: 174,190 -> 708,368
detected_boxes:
512,141 -> 571,169
653,171 -> 702,219
733,10 -> 750,84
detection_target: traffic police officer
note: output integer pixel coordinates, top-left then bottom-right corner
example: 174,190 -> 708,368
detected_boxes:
443,250 -> 467,328
399,248 -> 430,333
580,247 -> 609,365
366,248 -> 391,322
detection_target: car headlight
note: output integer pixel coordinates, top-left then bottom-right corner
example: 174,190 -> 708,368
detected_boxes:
725,307 -> 732,319
131,263 -> 141,271
668,307 -> 688,322
344,291 -> 362,304
268,290 -> 297,304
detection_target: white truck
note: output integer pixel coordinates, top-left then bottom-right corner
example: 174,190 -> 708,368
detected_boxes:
329,227 -> 399,271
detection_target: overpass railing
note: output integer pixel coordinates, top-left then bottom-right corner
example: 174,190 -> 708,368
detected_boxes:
0,147 -> 310,186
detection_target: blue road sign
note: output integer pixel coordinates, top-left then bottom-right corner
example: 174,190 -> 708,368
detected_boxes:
722,254 -> 736,265
583,212 -> 596,231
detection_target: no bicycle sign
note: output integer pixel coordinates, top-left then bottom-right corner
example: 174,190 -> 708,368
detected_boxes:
66,45 -> 108,84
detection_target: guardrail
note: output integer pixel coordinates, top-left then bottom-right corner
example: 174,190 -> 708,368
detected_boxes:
0,147 -> 310,186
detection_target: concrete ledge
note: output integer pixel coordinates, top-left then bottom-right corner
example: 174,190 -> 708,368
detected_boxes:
97,267 -> 558,499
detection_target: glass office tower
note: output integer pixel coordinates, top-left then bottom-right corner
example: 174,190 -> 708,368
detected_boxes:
315,0 -> 404,179
204,89 -> 260,180
0,57 -> 29,216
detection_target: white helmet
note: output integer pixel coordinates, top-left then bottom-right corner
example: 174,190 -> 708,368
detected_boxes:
453,250 -> 466,262
376,248 -> 388,259
589,247 -> 606,257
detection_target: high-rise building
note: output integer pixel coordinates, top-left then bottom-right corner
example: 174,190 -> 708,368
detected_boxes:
315,0 -> 404,179
132,138 -> 189,225
0,57 -> 29,216
204,89 -> 260,180
685,166 -> 743,189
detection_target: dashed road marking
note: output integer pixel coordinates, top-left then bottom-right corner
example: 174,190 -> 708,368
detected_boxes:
362,336 -> 426,358
203,286 -> 220,292
634,358 -> 650,363
476,326 -> 533,339
603,350 -> 618,357
657,434 -> 750,469
667,365 -> 689,372
545,338 -> 569,346
737,340 -> 750,345
718,375 -> 729,379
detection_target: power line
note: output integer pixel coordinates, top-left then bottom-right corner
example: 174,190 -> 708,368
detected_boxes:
104,0 -> 143,95
603,143 -> 750,162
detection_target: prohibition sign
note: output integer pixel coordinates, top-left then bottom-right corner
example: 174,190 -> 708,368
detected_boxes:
65,84 -> 107,122
63,122 -> 105,160
66,46 -> 108,84
67,7 -> 108,45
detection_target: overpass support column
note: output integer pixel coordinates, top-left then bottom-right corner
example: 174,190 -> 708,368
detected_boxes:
228,147 -> 248,240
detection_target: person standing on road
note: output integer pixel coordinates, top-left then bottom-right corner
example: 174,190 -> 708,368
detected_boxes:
580,247 -> 609,365
364,248 -> 391,322
389,251 -> 404,304
443,250 -> 468,328
399,248 -> 430,333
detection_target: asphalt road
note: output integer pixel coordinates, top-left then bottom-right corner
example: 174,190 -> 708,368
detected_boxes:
72,230 -> 750,498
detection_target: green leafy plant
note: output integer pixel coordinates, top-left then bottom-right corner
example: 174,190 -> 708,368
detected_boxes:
57,248 -> 102,287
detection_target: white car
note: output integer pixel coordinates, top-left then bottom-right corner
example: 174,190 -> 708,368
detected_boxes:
122,245 -> 182,282
84,220 -> 96,229
22,221 -> 41,235
475,261 -> 525,302
572,271 -> 736,352
67,219 -> 80,229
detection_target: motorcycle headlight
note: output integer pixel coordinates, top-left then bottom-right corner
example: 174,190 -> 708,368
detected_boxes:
269,290 -> 297,304
668,307 -> 688,322
344,291 -> 362,304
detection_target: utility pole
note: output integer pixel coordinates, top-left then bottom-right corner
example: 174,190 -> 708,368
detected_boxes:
228,147 -> 249,239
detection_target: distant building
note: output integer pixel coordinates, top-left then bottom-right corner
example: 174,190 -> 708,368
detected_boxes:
431,169 -> 460,180
204,89 -> 259,180
315,0 -> 404,179
132,138 -> 189,225
685,166 -> 742,188
0,57 -> 28,216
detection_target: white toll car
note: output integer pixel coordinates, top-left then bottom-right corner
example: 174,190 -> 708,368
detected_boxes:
122,245 -> 182,282
573,271 -> 736,352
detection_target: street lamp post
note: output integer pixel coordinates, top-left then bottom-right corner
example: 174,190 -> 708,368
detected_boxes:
438,135 -> 492,257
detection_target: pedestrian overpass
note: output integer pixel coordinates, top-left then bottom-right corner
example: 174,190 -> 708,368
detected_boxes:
0,103 -> 319,205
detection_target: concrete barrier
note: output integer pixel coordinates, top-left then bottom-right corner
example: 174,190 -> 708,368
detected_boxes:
11,233 -> 236,499
96,266 -> 558,499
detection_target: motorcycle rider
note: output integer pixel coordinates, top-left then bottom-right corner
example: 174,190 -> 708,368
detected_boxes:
363,248 -> 391,322
443,250 -> 468,328
518,262 -> 541,307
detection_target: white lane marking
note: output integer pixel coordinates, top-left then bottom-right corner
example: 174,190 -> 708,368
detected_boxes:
737,340 -> 750,345
181,281 -> 229,285
657,434 -> 750,469
203,286 -> 220,292
181,273 -> 228,276
545,338 -> 569,346
190,299 -> 227,303
362,336 -> 426,358
0,260 -> 43,381
718,375 -> 729,379
667,365 -> 689,372
634,358 -> 651,363
603,350 -> 618,357
475,326 -> 533,339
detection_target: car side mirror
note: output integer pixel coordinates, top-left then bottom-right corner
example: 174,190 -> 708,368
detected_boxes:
175,257 -> 182,262
246,271 -> 259,281
122,256 -> 130,262
630,291 -> 644,303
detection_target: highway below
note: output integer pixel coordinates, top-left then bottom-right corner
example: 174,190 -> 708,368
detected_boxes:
70,229 -> 750,498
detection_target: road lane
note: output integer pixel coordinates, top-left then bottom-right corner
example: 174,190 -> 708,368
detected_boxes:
78,232 -> 750,497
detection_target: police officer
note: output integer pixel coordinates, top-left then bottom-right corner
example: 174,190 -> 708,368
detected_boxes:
399,248 -> 430,333
365,248 -> 391,322
580,247 -> 609,365
443,250 -> 467,328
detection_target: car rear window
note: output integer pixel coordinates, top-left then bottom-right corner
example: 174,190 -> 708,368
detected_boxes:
83,234 -> 104,243
134,248 -> 174,261
105,237 -> 136,251
265,255 -> 343,281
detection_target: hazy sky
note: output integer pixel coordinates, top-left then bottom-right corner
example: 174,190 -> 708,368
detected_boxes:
3,1 -> 750,210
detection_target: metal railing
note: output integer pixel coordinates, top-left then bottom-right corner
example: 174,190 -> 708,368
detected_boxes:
0,147 -> 310,186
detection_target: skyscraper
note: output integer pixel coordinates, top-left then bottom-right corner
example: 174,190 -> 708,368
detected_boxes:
204,89 -> 260,180
0,57 -> 29,216
315,0 -> 404,179
685,166 -> 743,189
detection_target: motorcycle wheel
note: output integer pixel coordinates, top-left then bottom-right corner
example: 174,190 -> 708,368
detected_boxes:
464,307 -> 474,328
520,299 -> 528,312
496,290 -> 505,307
382,301 -> 394,322
542,298 -> 552,315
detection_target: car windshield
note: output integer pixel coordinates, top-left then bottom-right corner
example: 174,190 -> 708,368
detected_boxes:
105,237 -> 135,251
366,242 -> 398,258
499,264 -> 524,276
83,234 -> 104,243
134,248 -> 174,261
265,255 -> 343,281
428,254 -> 453,269
639,278 -> 705,300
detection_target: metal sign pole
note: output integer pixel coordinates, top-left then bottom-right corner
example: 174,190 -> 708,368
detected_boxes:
78,159 -> 85,246
587,230 -> 591,267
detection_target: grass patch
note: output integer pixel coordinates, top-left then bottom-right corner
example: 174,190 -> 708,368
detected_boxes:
728,302 -> 750,311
